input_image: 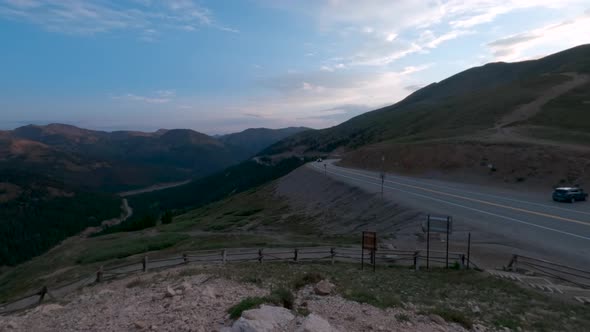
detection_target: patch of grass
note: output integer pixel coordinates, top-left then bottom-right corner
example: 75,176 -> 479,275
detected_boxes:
125,278 -> 146,289
227,287 -> 294,320
76,233 -> 189,264
396,313 -> 410,322
234,208 -> 264,217
494,316 -> 521,330
268,287 -> 295,309
293,272 -> 324,289
228,297 -> 267,319
430,307 -> 473,329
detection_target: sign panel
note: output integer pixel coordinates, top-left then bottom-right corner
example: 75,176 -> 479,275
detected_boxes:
422,215 -> 452,234
362,231 -> 377,251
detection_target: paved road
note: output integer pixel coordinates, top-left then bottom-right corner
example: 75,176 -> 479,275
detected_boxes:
309,160 -> 590,269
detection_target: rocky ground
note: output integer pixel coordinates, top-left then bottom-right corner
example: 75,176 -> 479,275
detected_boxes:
0,266 -> 484,332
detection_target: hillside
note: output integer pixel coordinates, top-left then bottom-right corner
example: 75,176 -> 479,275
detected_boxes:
0,169 -> 122,266
264,44 -> 590,155
219,127 -> 310,160
261,45 -> 590,187
1,124 -> 309,192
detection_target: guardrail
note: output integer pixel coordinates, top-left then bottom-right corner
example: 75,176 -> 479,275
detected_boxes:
507,254 -> 590,288
0,246 -> 470,315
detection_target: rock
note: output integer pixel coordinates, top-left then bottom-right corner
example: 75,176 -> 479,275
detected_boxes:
230,305 -> 295,332
134,321 -> 147,329
3,321 -> 18,329
313,280 -> 335,296
429,314 -> 446,325
201,286 -> 216,298
165,286 -> 176,298
40,303 -> 64,315
181,282 -> 192,291
175,289 -> 183,296
297,314 -> 340,332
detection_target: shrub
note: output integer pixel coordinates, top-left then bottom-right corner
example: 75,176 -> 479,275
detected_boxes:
431,308 -> 473,329
268,287 -> 295,309
227,297 -> 267,319
161,210 -> 174,224
293,272 -> 324,289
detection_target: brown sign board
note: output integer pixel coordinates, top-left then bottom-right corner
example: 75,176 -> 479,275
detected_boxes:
362,231 -> 377,251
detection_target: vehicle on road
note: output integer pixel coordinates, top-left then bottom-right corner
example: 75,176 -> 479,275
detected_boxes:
552,187 -> 588,203
316,158 -> 323,162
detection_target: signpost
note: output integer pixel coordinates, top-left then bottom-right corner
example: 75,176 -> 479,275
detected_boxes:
362,231 -> 377,272
422,215 -> 452,269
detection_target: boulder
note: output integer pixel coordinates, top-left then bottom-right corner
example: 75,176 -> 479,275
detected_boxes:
313,281 -> 335,296
134,321 -> 147,329
230,305 -> 295,332
165,286 -> 176,298
429,314 -> 446,325
181,282 -> 193,291
201,286 -> 216,299
297,314 -> 340,332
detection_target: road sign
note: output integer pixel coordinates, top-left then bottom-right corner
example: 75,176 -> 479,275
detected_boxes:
362,231 -> 377,272
362,231 -> 377,250
422,215 -> 452,234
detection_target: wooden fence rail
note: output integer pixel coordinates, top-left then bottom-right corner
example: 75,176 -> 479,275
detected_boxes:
0,246 -> 468,315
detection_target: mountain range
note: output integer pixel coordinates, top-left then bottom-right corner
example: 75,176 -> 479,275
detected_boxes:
0,124 -> 309,192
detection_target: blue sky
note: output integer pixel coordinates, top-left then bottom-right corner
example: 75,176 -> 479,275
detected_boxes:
0,0 -> 589,134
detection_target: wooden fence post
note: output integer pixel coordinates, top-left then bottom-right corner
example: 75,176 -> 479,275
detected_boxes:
460,254 -> 465,270
222,249 -> 227,264
143,255 -> 149,272
294,248 -> 298,262
96,266 -> 103,283
330,248 -> 335,265
38,286 -> 48,304
183,253 -> 188,265
258,249 -> 263,264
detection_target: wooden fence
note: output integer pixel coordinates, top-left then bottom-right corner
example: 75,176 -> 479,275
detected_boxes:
0,246 -> 469,315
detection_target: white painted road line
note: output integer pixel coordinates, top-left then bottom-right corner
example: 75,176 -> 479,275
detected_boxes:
311,164 -> 590,241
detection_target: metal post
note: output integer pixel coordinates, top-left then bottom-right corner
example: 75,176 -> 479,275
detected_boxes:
361,248 -> 365,271
467,232 -> 471,270
38,286 -> 48,304
446,217 -> 450,269
426,215 -> 431,270
222,249 -> 227,264
294,248 -> 298,262
96,266 -> 103,283
258,249 -> 263,264
330,248 -> 335,265
414,251 -> 420,271
142,255 -> 148,272
183,253 -> 188,265
372,249 -> 376,272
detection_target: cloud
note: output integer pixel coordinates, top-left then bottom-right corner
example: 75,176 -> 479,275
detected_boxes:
112,91 -> 174,104
0,0 -> 237,37
487,13 -> 590,61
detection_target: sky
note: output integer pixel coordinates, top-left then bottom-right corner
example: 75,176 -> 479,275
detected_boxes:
0,0 -> 589,134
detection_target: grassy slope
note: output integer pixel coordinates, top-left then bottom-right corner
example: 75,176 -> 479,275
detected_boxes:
185,262 -> 589,332
0,179 -> 355,302
263,44 -> 590,155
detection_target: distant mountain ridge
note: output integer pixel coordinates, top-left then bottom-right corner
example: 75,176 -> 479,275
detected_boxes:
0,124 -> 310,192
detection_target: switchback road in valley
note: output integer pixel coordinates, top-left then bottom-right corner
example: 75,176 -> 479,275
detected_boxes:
309,160 -> 590,269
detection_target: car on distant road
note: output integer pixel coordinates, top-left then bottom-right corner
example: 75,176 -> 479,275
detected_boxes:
552,187 -> 588,203
316,158 -> 323,162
